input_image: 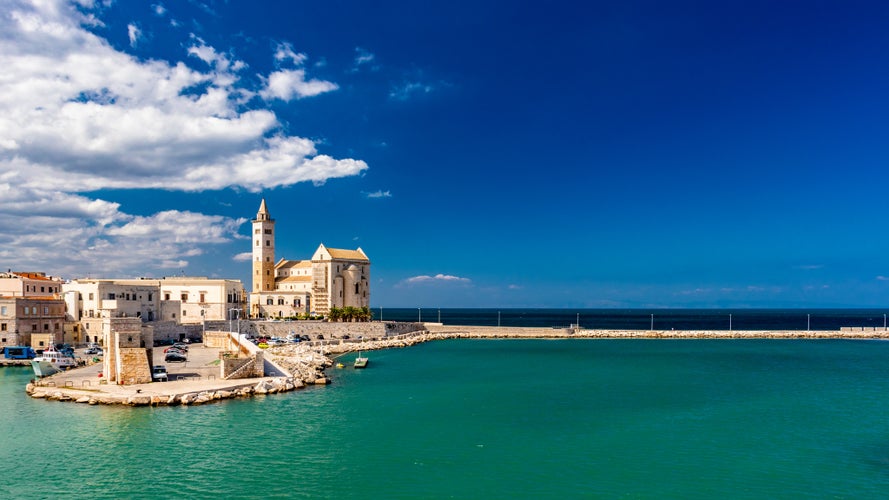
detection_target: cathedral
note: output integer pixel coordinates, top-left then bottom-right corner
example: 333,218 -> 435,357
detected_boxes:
248,199 -> 370,318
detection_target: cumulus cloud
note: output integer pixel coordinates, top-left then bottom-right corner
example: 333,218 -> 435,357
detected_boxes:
273,42 -> 307,65
232,252 -> 253,262
402,274 -> 472,285
365,190 -> 392,199
260,69 -> 338,101
0,0 -> 367,277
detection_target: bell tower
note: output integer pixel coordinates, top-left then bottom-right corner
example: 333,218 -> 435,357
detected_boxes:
252,198 -> 275,294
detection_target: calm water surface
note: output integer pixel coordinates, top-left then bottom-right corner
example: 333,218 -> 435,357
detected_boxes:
2,339 -> 889,498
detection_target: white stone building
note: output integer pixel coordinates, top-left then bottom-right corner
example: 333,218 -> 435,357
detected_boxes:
63,277 -> 246,343
248,199 -> 370,318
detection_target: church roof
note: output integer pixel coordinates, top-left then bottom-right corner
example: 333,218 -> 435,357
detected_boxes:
276,259 -> 311,269
278,275 -> 312,283
326,248 -> 369,261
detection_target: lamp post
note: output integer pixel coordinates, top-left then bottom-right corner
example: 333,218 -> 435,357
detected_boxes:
729,313 -> 732,332
650,313 -> 654,331
807,313 -> 810,332
418,307 -> 421,323
498,311 -> 501,327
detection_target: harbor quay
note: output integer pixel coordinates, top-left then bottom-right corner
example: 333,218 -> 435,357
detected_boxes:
21,323 -> 889,406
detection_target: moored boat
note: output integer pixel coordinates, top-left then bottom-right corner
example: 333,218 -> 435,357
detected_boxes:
30,346 -> 78,377
354,354 -> 368,369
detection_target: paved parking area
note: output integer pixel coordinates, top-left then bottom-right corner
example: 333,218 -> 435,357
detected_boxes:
151,343 -> 221,381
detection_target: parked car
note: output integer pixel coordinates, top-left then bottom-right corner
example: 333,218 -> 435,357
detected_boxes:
165,351 -> 187,362
84,347 -> 101,355
164,346 -> 186,354
151,365 -> 168,382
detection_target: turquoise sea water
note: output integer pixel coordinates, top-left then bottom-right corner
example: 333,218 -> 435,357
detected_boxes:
3,339 -> 889,498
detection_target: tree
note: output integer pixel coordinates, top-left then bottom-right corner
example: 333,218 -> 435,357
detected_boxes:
343,306 -> 358,322
328,307 -> 342,322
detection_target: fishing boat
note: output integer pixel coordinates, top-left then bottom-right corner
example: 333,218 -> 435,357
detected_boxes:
31,346 -> 78,377
354,351 -> 368,369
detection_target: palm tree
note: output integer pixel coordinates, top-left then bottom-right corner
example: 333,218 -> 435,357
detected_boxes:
328,307 -> 342,322
343,306 -> 358,322
360,306 -> 372,322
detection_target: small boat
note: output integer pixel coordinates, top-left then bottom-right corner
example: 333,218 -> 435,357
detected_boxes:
354,351 -> 368,369
31,346 -> 78,377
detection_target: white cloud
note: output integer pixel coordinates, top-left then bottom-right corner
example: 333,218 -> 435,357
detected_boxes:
232,252 -> 252,262
354,47 -> 375,66
152,3 -> 166,16
402,274 -> 472,285
273,42 -> 306,65
260,69 -> 338,101
0,0 -> 367,278
389,81 -> 433,101
127,23 -> 141,47
877,276 -> 889,281
365,190 -> 392,199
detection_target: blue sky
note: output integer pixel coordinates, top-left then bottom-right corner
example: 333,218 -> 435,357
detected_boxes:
2,0 -> 889,308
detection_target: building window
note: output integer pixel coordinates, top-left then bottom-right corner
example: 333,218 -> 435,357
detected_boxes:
89,293 -> 94,300
255,240 -> 259,247
264,229 -> 272,234
44,306 -> 49,314
181,293 -> 188,302
0,306 -> 5,315
266,298 -> 273,305
32,307 -> 37,315
32,325 -> 37,332
41,286 -> 45,293
1,324 -> 6,331
266,240 -> 270,246
164,293 -> 170,301
89,310 -> 94,318
148,293 -> 153,301
278,298 -> 284,305
200,293 -> 206,303
254,229 -> 260,234
43,323 -> 49,331
54,323 -> 59,330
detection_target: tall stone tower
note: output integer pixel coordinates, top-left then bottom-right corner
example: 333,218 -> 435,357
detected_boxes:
252,198 -> 275,294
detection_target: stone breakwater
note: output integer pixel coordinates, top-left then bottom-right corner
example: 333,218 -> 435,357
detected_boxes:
306,325 -> 889,356
25,325 -> 889,406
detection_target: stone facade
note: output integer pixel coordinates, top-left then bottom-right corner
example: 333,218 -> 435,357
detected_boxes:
247,199 -> 370,318
63,277 -> 246,341
0,296 -> 66,349
101,317 -> 153,385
